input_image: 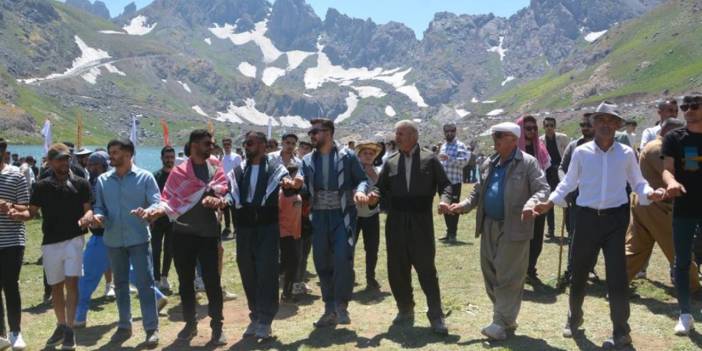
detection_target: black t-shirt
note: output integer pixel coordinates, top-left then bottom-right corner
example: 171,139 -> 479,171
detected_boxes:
153,168 -> 170,192
30,176 -> 91,245
662,128 -> 702,218
545,135 -> 562,167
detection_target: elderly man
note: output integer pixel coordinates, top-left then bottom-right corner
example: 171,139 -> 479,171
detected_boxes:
534,101 -> 666,349
369,120 -> 452,335
449,122 -> 549,340
438,123 -> 470,244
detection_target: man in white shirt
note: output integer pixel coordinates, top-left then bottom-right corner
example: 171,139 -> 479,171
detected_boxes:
220,137 -> 242,238
533,101 -> 666,349
640,98 -> 679,150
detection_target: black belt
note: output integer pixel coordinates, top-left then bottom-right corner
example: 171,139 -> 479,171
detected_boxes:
579,204 -> 628,216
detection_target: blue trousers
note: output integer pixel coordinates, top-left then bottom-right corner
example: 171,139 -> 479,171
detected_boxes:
673,217 -> 702,314
107,242 -> 159,331
236,223 -> 279,325
76,236 -> 165,323
312,209 -> 355,313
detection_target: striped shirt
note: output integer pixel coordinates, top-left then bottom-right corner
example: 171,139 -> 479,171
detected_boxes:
440,139 -> 470,184
0,165 -> 29,248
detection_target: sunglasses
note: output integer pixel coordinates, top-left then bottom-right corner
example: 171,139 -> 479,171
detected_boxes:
307,128 -> 329,136
680,103 -> 701,112
524,126 -> 538,132
579,123 -> 592,128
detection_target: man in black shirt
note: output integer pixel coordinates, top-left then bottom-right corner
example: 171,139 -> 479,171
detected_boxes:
540,117 -> 570,239
151,146 -> 175,291
10,143 -> 93,350
662,93 -> 702,335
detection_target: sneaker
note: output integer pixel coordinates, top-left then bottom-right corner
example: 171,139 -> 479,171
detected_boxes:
194,278 -> 205,292
9,332 -> 26,350
255,323 -> 272,340
674,314 -> 695,336
313,312 -> 337,328
157,297 -> 169,313
0,337 -> 10,351
480,323 -> 507,341
144,329 -> 159,348
104,283 -> 116,298
159,277 -> 171,291
45,325 -> 65,348
563,316 -> 584,338
222,289 -> 238,301
243,321 -> 257,338
177,323 -> 197,341
336,309 -> 351,325
210,328 -> 227,346
61,327 -> 75,350
602,334 -> 632,349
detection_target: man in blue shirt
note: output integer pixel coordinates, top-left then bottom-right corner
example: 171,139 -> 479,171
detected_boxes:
451,122 -> 549,341
93,139 -> 161,347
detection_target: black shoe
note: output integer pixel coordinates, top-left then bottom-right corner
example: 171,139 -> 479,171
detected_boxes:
45,325 -> 65,347
392,309 -> 414,325
177,322 -> 197,341
562,316 -> 583,338
111,327 -> 132,343
61,327 -> 76,350
144,329 -> 159,348
525,272 -> 540,285
281,293 -> 296,303
366,278 -> 381,291
430,317 -> 449,336
602,334 -> 632,349
210,328 -> 227,346
221,228 -> 231,238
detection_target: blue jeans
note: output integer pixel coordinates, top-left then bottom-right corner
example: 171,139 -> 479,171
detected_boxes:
77,237 -> 165,323
312,209 -> 355,313
673,217 -> 702,314
236,223 -> 279,325
107,242 -> 159,331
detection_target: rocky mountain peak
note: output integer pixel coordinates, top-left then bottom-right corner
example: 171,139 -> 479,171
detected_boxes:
267,0 -> 322,52
65,0 -> 111,19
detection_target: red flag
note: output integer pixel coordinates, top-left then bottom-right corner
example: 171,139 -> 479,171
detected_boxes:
160,119 -> 170,146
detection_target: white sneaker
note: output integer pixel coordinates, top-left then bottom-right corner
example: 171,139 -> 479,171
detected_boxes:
194,277 -> 205,292
129,285 -> 138,294
674,313 -> 694,336
481,323 -> 507,341
10,332 -> 27,350
0,336 -> 10,351
159,277 -> 171,291
104,283 -> 116,298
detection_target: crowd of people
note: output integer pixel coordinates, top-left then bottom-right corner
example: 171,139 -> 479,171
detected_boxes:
0,94 -> 700,350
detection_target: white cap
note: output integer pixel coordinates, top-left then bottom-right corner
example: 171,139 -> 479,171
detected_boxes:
490,122 -> 521,138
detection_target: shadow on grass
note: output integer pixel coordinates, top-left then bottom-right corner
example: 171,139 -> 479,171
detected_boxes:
353,288 -> 392,305
523,279 -> 558,304
459,334 -> 570,351
441,240 -> 473,247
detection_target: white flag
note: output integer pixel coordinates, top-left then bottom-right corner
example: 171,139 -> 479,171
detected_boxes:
129,115 -> 138,146
41,120 -> 52,153
267,116 -> 273,139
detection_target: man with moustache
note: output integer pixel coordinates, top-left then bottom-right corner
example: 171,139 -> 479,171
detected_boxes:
438,123 -> 470,244
369,120 -> 452,335
151,146 -> 175,291
298,118 -> 369,328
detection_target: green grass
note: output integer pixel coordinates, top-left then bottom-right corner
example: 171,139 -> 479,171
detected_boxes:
15,187 -> 701,350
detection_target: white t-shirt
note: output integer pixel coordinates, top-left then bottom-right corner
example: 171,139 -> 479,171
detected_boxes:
640,125 -> 661,150
222,152 -> 243,174
247,165 -> 260,203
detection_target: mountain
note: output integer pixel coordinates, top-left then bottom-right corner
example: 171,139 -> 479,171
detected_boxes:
1,0 -> 696,146
65,0 -> 110,19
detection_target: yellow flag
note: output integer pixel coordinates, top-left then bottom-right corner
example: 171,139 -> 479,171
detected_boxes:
76,113 -> 83,149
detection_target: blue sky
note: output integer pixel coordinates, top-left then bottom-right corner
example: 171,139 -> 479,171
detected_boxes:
93,0 -> 529,36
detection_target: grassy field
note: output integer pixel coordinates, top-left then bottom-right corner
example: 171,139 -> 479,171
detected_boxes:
13,187 -> 702,350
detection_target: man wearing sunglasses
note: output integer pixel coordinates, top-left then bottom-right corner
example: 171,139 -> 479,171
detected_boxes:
539,117 -> 570,240
534,101 -> 666,349
662,93 -> 702,335
450,122 -> 549,340
298,118 -> 369,328
640,98 -> 679,150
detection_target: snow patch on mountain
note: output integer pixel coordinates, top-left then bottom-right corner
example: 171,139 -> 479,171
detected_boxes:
209,21 -> 282,64
486,109 -> 505,116
584,30 -> 608,43
385,106 -> 397,117
104,63 -> 126,76
18,36 -> 111,85
396,85 -> 428,108
81,67 -> 102,84
177,81 -> 192,93
262,67 -> 286,86
335,93 -> 359,123
123,16 -> 157,36
215,99 -> 281,126
279,116 -> 311,128
487,36 -> 508,62
192,105 -> 208,117
501,76 -> 515,86
352,86 -> 386,99
286,51 -> 313,71
238,62 -> 257,78
204,38 -> 212,45
455,108 -> 470,118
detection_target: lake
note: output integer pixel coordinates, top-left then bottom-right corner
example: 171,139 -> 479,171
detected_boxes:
7,144 -> 168,172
